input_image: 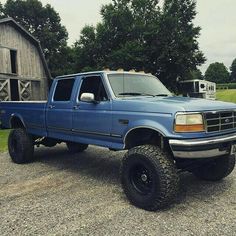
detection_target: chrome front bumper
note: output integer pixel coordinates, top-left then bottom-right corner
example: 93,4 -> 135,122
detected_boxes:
169,133 -> 236,159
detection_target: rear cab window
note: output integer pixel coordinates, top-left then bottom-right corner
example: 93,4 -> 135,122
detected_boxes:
53,78 -> 75,102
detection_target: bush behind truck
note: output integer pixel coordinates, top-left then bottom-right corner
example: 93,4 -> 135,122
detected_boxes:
0,71 -> 235,211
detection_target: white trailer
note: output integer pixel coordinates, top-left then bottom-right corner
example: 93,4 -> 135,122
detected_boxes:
179,79 -> 216,100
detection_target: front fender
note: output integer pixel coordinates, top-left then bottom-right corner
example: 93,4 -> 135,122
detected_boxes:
122,119 -> 171,141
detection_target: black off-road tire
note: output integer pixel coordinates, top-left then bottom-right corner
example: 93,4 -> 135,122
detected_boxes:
120,145 -> 180,211
193,155 -> 235,181
8,128 -> 34,164
66,142 -> 88,153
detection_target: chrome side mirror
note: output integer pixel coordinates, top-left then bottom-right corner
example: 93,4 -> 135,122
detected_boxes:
80,93 -> 95,103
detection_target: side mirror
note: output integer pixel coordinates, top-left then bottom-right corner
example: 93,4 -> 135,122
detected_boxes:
80,93 -> 95,103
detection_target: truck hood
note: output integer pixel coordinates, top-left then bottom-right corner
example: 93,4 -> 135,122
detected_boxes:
113,96 -> 236,114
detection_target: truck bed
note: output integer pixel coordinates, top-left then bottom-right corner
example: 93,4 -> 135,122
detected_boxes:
0,101 -> 47,137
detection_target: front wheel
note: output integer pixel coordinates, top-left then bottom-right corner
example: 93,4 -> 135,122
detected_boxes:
120,145 -> 179,211
193,155 -> 235,181
8,128 -> 34,164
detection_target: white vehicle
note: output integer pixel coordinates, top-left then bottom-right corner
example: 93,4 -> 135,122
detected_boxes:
179,79 -> 216,100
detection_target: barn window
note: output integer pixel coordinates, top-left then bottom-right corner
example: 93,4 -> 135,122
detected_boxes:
0,47 -> 17,74
10,50 -> 17,74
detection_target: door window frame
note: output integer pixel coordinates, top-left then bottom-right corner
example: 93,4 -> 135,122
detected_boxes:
76,74 -> 111,104
51,77 -> 76,104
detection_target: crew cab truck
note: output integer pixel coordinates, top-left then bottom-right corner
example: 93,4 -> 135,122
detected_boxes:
1,71 -> 236,211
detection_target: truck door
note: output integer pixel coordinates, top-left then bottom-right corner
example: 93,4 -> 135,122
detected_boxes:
72,74 -> 112,144
46,77 -> 75,141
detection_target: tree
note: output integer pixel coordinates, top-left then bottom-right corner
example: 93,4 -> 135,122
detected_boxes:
204,62 -> 229,84
155,0 -> 205,91
73,25 -> 100,72
73,0 -> 205,92
0,3 -> 5,19
230,58 -> 236,82
184,68 -> 203,81
2,0 -> 68,77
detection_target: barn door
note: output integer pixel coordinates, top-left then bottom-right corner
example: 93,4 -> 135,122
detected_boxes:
0,79 -> 10,101
0,47 -> 11,74
18,80 -> 31,101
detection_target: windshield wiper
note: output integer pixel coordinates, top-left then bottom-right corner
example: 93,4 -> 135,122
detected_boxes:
118,92 -> 155,97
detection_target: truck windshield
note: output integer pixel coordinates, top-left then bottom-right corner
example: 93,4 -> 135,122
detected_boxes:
107,74 -> 171,97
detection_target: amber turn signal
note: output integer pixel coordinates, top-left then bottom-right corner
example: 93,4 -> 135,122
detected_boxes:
175,124 -> 205,133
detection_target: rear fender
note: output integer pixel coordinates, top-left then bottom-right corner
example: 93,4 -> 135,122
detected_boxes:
9,114 -> 26,129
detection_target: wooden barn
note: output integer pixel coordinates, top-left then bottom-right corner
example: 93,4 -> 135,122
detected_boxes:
0,17 -> 50,101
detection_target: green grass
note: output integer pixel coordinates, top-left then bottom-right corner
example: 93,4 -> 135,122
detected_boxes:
0,130 -> 10,153
216,89 -> 236,103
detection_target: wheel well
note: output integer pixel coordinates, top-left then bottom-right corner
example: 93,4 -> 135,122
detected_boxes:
124,128 -> 167,150
10,116 -> 25,129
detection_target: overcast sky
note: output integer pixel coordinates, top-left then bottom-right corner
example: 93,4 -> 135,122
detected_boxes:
2,0 -> 236,73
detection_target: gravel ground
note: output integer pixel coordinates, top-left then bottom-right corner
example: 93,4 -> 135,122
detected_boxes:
0,144 -> 235,236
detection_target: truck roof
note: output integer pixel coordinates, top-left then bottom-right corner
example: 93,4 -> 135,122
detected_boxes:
55,70 -> 151,79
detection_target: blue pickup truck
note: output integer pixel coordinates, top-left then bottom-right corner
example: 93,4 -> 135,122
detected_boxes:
1,71 -> 236,210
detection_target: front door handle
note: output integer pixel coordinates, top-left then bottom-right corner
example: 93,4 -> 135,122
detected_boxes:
49,105 -> 55,109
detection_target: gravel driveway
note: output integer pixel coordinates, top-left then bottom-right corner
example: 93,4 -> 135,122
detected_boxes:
0,145 -> 235,235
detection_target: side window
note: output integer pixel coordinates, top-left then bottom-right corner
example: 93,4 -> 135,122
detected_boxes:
79,76 -> 108,101
53,78 -> 75,101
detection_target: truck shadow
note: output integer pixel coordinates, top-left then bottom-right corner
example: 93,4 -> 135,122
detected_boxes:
34,145 -> 234,207
34,145 -> 123,185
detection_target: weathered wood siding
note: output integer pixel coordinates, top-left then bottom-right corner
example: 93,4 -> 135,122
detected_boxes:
0,23 -> 48,100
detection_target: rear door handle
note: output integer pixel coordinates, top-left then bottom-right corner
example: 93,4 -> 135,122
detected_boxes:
73,105 -> 79,110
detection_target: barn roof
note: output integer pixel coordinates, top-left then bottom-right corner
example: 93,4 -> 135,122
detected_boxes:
0,17 -> 51,80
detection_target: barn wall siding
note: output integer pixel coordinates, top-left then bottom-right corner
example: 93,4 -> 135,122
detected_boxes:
0,22 -> 48,101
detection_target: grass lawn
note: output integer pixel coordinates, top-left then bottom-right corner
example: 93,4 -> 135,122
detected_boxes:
0,129 -> 10,153
216,89 -> 236,103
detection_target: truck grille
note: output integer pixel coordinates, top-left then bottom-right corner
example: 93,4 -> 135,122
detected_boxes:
205,111 -> 236,132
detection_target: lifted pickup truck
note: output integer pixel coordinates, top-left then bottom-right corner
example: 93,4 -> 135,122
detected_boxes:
1,71 -> 236,210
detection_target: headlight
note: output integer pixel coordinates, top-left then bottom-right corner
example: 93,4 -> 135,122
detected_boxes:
174,113 -> 205,132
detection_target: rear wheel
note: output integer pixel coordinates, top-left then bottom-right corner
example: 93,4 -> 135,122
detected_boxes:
66,142 -> 88,153
120,145 -> 179,211
193,155 -> 235,181
8,128 -> 34,164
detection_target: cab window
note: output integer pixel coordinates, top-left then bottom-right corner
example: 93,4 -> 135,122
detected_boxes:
53,78 -> 75,101
79,76 -> 108,101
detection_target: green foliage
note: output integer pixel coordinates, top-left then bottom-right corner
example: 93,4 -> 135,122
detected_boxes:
0,3 -> 5,19
155,0 -> 205,91
2,0 -> 68,77
73,0 -> 205,92
230,58 -> 236,82
183,68 -> 203,81
216,89 -> 236,103
205,62 -> 229,84
216,83 -> 236,90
